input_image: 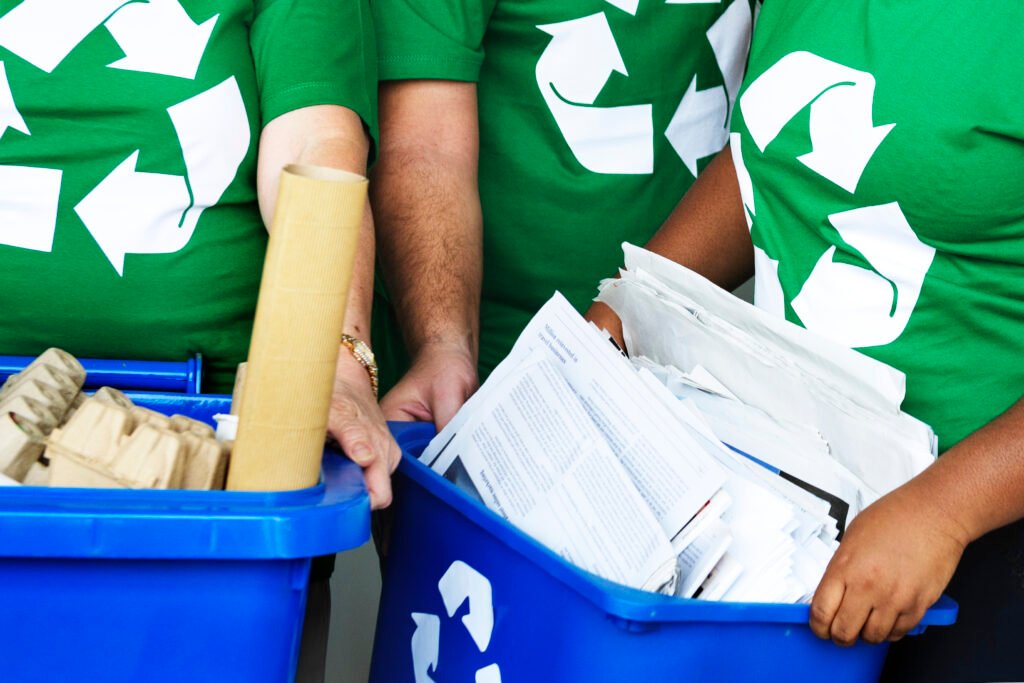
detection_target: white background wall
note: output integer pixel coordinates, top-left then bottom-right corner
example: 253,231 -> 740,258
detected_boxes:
326,542 -> 382,682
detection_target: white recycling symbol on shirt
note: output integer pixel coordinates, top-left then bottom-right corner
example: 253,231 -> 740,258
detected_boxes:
734,51 -> 937,349
0,0 -> 249,276
411,560 -> 501,683
535,0 -> 752,176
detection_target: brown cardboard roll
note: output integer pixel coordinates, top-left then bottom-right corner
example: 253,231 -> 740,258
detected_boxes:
230,362 -> 247,416
227,164 -> 367,491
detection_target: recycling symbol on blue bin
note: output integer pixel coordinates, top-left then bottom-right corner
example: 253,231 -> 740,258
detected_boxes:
411,560 -> 501,683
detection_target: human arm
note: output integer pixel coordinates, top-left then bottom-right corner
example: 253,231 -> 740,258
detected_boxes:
371,80 -> 482,429
811,397 -> 1024,644
585,147 -> 755,344
585,133 -> 1022,647
257,104 -> 400,509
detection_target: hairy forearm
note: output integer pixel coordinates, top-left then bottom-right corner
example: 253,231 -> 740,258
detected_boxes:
373,150 -> 481,357
903,397 -> 1024,545
645,147 -> 755,290
371,81 -> 482,361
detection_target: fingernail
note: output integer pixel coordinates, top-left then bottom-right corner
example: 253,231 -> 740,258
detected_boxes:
350,444 -> 372,464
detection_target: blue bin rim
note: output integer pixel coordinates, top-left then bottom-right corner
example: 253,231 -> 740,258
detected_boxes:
389,421 -> 958,629
0,394 -> 370,560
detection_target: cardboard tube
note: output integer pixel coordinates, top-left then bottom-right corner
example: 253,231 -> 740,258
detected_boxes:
227,164 -> 366,491
230,362 -> 247,416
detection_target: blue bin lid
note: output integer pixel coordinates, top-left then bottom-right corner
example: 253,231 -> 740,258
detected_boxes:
389,421 -> 958,630
0,355 -> 203,393
0,394 -> 370,560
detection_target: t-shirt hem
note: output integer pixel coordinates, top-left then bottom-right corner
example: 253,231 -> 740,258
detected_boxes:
378,55 -> 482,83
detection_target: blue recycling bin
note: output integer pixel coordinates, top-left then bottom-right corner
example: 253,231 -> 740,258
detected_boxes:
370,422 -> 957,683
0,360 -> 370,683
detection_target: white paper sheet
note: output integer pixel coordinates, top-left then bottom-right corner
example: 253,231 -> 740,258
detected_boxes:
426,293 -> 727,540
427,351 -> 678,592
597,245 -> 937,496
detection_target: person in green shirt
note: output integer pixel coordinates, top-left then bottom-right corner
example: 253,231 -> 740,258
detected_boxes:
370,0 -> 756,429
589,2 -> 1024,679
0,2 -> 398,680
0,0 -> 398,502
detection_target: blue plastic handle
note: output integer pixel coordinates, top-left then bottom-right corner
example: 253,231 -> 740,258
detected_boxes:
0,355 -> 203,393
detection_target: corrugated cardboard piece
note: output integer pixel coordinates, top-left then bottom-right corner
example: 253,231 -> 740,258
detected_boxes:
227,164 -> 367,491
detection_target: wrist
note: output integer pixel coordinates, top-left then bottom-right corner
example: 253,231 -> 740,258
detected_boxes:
337,335 -> 378,398
898,472 -> 975,548
407,331 -> 477,367
389,296 -> 478,366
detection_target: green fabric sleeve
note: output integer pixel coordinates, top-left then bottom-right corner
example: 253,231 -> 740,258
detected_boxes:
372,0 -> 497,82
251,0 -> 378,153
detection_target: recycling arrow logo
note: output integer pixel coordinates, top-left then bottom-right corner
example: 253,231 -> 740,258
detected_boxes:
734,51 -> 937,348
0,0 -> 249,276
535,0 -> 752,176
411,560 -> 501,683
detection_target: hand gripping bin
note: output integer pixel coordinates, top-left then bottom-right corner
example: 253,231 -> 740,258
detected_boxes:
371,422 -> 957,683
0,358 -> 370,683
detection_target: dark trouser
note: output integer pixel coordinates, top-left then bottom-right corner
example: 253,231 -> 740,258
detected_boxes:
881,518 -> 1024,682
295,554 -> 337,683
371,504 -> 396,572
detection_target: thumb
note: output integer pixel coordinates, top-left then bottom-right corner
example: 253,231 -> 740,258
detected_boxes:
380,384 -> 436,423
380,398 -> 427,423
333,423 -> 375,466
364,457 -> 394,509
431,384 -> 471,431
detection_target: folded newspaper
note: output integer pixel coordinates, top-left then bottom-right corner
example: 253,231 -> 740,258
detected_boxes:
420,244 -> 937,603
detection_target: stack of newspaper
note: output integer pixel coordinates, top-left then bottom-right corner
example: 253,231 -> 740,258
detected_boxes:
420,245 -> 937,603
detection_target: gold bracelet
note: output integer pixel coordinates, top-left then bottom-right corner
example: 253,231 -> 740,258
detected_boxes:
340,334 -> 379,398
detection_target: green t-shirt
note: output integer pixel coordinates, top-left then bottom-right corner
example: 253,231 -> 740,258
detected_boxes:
0,0 -> 377,391
731,1 -> 1024,448
373,0 -> 755,381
